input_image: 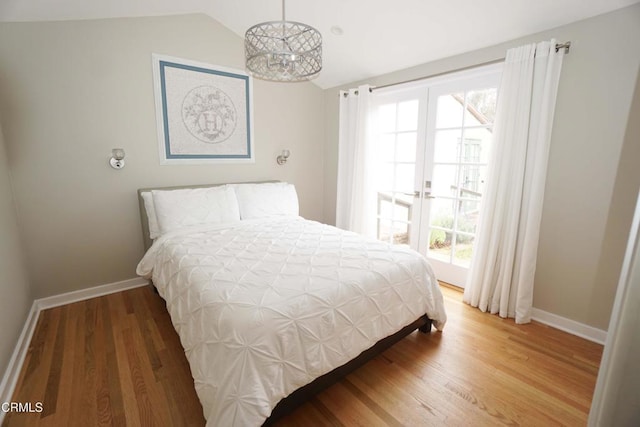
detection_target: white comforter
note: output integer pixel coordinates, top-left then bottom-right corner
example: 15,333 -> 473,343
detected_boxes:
137,217 -> 446,426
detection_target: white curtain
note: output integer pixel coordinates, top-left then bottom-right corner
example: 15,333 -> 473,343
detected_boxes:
463,40 -> 565,324
336,85 -> 377,237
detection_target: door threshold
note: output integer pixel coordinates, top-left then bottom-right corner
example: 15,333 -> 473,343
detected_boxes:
438,281 -> 463,293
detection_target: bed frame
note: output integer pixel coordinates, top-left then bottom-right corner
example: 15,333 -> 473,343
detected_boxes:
136,182 -> 433,424
264,315 -> 432,424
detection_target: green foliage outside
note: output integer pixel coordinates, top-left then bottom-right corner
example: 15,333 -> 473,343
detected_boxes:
429,228 -> 447,248
428,213 -> 476,264
428,214 -> 476,247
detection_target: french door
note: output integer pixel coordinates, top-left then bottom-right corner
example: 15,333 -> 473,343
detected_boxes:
372,65 -> 501,287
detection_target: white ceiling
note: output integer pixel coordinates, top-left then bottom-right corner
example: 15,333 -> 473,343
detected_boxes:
1,0 -> 638,89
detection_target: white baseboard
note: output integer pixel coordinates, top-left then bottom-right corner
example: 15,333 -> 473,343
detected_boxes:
35,277 -> 149,310
0,277 -> 149,424
0,301 -> 39,408
532,308 -> 607,345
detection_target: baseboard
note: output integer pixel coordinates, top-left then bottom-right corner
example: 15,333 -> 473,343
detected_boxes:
0,301 -> 39,411
0,277 -> 149,424
532,308 -> 607,345
35,277 -> 149,310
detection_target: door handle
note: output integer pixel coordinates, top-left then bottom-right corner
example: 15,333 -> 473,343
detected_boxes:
400,191 -> 435,199
401,191 -> 421,197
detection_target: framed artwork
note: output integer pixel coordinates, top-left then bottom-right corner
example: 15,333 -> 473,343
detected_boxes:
152,54 -> 254,164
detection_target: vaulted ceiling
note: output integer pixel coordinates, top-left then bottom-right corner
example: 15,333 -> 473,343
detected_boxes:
1,0 -> 637,88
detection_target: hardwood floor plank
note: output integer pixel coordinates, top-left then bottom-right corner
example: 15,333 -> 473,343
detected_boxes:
347,355 -> 459,426
5,284 -> 602,427
341,378 -> 403,427
140,288 -> 168,353
112,322 -> 142,427
51,298 -> 78,424
41,305 -> 66,418
101,296 -> 126,426
66,301 -> 88,426
274,400 -> 339,427
125,300 -> 173,425
317,382 -> 388,426
80,299 -> 98,426
128,288 -> 163,377
310,397 -> 345,427
94,298 -> 114,427
122,291 -> 135,315
381,345 -> 494,426
156,348 -> 203,426
122,327 -> 159,426
379,310 -> 582,425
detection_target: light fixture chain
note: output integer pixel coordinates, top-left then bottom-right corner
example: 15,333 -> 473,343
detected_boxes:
282,0 -> 286,42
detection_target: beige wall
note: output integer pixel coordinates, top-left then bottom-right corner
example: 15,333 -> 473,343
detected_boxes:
590,70 -> 640,333
0,123 -> 32,380
0,14 -> 325,299
323,4 -> 640,330
590,77 -> 640,421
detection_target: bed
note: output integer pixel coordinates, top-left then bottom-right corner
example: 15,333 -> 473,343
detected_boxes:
136,182 -> 447,426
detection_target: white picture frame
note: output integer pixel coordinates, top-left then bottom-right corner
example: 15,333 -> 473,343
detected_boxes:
151,54 -> 254,164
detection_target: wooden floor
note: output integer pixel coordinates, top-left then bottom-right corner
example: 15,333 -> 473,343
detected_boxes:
4,284 -> 603,426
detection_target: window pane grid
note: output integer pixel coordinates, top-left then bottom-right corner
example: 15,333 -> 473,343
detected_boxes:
435,124 -> 493,132
376,99 -> 419,245
376,217 -> 411,225
380,130 -> 419,136
455,230 -> 475,238
431,161 -> 488,167
428,86 -> 496,269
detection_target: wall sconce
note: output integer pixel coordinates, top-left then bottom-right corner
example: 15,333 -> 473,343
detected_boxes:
110,148 -> 125,169
277,149 -> 290,165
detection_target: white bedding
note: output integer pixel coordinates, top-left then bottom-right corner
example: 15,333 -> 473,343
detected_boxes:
137,217 -> 447,426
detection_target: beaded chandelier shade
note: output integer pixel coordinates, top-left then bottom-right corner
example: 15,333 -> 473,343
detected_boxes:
245,0 -> 322,82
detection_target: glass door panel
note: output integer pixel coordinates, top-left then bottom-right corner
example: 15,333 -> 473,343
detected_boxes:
464,88 -> 497,125
434,130 -> 463,163
372,91 -> 426,248
369,64 -> 501,288
420,74 -> 500,287
435,92 -> 464,128
453,234 -> 475,267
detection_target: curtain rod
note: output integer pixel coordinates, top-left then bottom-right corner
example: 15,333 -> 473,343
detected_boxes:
341,41 -> 571,97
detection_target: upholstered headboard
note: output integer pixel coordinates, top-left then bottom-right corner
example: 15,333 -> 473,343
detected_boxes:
137,181 -> 278,252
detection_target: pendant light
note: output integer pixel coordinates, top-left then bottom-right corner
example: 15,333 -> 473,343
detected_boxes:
245,0 -> 322,82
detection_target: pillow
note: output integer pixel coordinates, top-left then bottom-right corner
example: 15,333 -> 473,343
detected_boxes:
152,185 -> 241,235
141,191 -> 161,240
234,182 -> 299,220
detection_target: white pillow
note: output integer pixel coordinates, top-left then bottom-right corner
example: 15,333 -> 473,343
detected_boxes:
141,191 -> 161,240
234,182 -> 299,220
152,185 -> 241,235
